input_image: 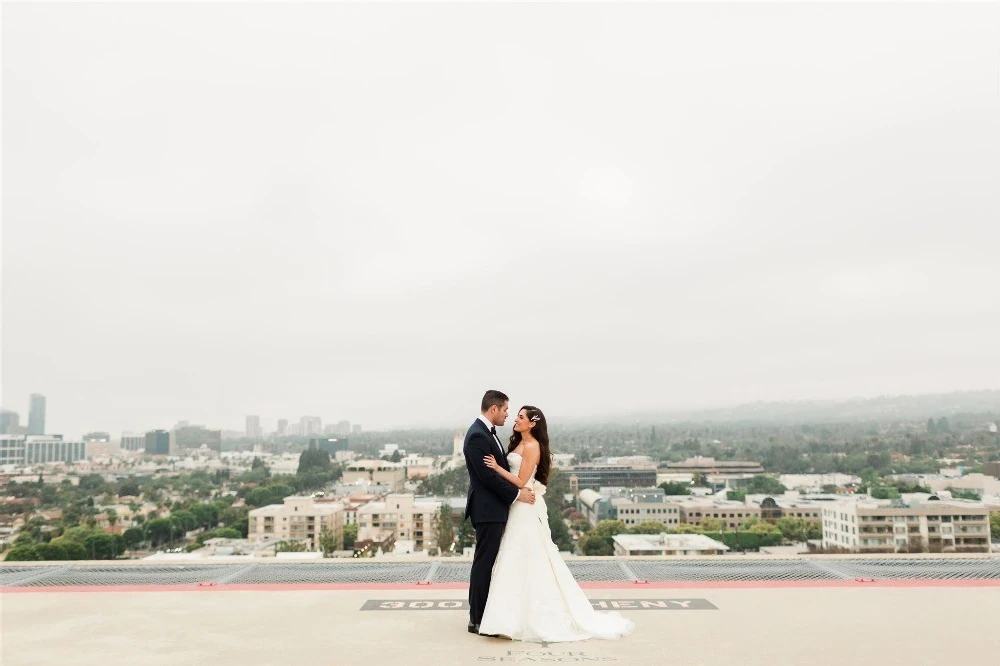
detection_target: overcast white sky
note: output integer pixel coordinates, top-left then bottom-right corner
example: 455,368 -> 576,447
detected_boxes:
3,2 -> 999,437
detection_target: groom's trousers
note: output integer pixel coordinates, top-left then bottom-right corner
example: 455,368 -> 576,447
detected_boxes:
469,522 -> 505,625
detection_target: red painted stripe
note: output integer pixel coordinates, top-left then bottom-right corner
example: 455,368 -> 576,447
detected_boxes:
2,578 -> 998,594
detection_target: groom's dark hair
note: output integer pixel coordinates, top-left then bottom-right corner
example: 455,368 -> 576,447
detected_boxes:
481,390 -> 509,412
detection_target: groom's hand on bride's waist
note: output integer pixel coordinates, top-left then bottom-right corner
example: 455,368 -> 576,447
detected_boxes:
515,487 -> 536,504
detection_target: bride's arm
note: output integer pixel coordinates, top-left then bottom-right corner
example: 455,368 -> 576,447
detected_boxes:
487,463 -> 524,487
484,444 -> 540,488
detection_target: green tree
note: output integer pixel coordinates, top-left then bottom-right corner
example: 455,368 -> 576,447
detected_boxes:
297,449 -> 332,475
577,519 -> 626,556
547,502 -> 573,552
745,475 -> 787,495
275,540 -> 308,552
83,533 -> 119,559
170,510 -> 197,532
318,527 -> 340,556
775,517 -> 811,542
122,527 -> 145,551
629,521 -> 670,535
700,517 -> 724,532
118,480 -> 141,497
570,519 -> 592,534
745,521 -> 781,537
659,482 -> 692,496
926,418 -> 937,435
219,506 -> 250,536
145,518 -> 175,548
78,474 -> 108,494
546,469 -> 571,511
591,520 -> 627,538
105,509 -> 118,529
34,542 -> 68,561
189,502 -> 219,530
48,537 -> 86,560
246,487 -> 279,508
343,523 -> 358,550
579,533 -> 614,556
990,512 -> 1000,540
434,503 -> 456,555
195,527 -> 242,545
416,467 -> 469,496
4,545 -> 42,561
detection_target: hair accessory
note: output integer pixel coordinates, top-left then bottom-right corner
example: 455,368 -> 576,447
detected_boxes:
530,415 -> 540,422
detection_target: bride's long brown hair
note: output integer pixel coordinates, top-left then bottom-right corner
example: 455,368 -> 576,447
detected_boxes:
507,405 -> 551,485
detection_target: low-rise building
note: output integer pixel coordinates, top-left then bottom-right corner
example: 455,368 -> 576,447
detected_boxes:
612,533 -> 730,557
402,454 -> 434,479
552,453 -> 575,469
923,473 -> 1000,498
0,435 -> 26,467
25,436 -> 87,465
744,495 -> 826,523
611,488 -> 681,528
664,457 -> 764,475
668,497 -> 762,530
570,464 -> 657,490
343,460 -> 406,492
778,473 -> 859,493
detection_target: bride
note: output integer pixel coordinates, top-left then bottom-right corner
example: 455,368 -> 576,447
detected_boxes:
477,406 -> 635,643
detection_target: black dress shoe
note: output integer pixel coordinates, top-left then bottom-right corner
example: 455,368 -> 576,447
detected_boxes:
468,623 -> 480,634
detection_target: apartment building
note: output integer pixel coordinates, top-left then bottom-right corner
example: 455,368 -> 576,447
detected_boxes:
821,494 -> 991,553
248,496 -> 344,552
355,493 -> 462,552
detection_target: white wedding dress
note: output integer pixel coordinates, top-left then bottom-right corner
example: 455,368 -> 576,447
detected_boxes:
478,452 -> 636,643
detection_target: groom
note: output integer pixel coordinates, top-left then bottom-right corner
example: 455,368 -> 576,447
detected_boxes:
464,389 -> 535,635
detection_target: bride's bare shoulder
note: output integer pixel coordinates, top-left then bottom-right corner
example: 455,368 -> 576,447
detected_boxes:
522,440 -> 541,455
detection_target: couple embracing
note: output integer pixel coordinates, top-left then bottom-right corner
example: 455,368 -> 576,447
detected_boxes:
463,390 -> 635,643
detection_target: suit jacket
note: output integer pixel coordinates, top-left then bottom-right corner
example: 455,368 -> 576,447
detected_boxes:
464,418 -> 519,524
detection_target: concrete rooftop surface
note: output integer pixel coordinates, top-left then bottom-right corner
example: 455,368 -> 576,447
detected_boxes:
2,555 -> 999,666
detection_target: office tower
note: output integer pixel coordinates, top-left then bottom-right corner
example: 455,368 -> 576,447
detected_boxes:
144,430 -> 172,455
28,394 -> 46,435
0,409 -> 20,435
246,415 -> 262,439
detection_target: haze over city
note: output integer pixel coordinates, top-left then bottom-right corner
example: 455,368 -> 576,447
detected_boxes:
3,3 -> 998,437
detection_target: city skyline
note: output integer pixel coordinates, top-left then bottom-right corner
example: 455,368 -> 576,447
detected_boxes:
1,388 -> 997,442
4,3 -> 998,439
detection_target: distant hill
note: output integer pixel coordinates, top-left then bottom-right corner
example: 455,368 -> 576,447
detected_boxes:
594,390 -> 1000,425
